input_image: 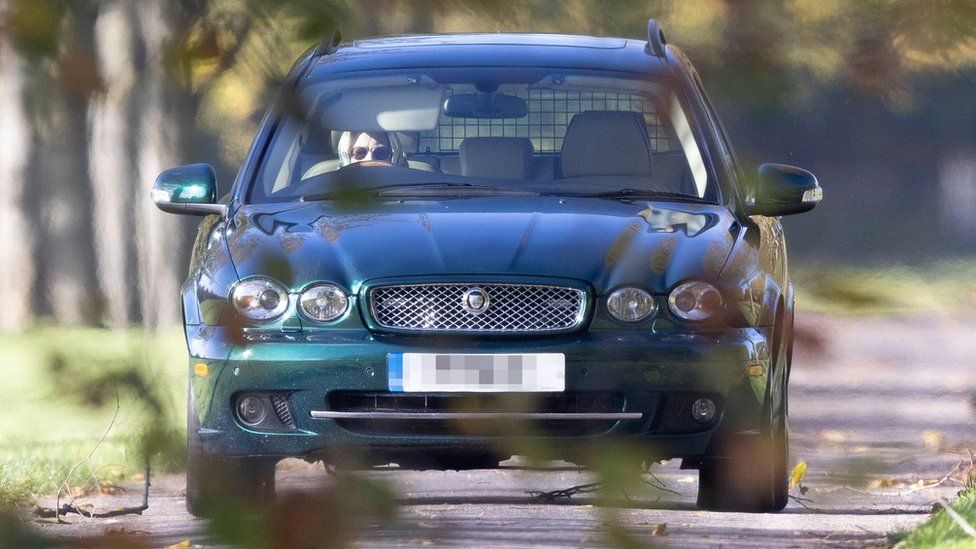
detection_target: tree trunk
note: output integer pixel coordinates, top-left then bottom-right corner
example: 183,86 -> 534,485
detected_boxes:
0,2 -> 34,330
134,0 -> 186,329
88,0 -> 138,328
27,4 -> 99,326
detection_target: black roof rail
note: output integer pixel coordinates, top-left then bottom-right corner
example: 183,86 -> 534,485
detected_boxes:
313,29 -> 342,57
645,19 -> 667,57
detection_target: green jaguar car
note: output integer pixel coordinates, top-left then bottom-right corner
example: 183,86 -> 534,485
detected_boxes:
152,20 -> 822,515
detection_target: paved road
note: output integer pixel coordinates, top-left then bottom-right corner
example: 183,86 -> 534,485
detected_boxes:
33,312 -> 976,547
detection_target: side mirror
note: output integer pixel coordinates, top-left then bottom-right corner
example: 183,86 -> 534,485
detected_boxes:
150,163 -> 226,216
746,163 -> 822,216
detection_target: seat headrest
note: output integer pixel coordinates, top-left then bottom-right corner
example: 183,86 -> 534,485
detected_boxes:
459,137 -> 534,179
560,111 -> 652,178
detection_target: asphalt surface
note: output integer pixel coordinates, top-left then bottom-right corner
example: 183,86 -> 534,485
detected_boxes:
32,312 -> 976,547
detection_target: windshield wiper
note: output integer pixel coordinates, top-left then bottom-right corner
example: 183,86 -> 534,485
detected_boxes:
572,188 -> 713,203
302,183 -> 541,202
375,183 -> 542,196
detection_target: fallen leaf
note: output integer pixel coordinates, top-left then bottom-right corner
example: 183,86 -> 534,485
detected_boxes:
651,523 -> 667,536
789,461 -> 807,491
166,541 -> 191,548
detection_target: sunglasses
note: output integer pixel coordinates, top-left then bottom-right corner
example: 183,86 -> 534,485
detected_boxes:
350,145 -> 391,161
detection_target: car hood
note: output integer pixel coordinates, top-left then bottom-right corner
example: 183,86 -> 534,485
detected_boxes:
225,197 -> 739,295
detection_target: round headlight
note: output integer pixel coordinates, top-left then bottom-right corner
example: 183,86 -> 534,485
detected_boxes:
668,281 -> 723,321
607,287 -> 657,322
299,284 -> 348,322
231,278 -> 289,321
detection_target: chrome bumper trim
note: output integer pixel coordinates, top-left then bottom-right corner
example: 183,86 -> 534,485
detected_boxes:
310,411 -> 642,420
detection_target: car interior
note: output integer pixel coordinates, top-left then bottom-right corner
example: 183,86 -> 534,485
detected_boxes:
255,77 -> 711,201
296,113 -> 696,191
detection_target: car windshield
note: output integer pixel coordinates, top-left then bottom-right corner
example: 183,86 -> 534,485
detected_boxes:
246,67 -> 717,204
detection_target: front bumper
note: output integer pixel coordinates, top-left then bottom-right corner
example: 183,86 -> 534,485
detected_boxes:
186,325 -> 773,462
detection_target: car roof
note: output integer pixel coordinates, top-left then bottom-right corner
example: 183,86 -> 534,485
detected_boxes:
307,33 -> 671,78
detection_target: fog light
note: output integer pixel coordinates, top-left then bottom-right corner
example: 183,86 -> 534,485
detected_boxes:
237,395 -> 267,426
691,398 -> 716,423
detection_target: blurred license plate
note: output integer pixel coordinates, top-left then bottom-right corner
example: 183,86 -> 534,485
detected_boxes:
388,353 -> 565,392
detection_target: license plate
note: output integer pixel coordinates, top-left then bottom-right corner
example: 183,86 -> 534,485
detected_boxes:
388,353 -> 565,392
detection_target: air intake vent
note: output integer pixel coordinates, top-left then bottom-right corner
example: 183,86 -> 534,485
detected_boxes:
270,393 -> 297,429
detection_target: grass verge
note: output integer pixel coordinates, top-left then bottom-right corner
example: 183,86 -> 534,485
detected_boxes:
0,326 -> 186,507
900,486 -> 976,547
793,259 -> 976,316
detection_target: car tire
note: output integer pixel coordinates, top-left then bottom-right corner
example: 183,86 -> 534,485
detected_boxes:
185,390 -> 277,517
771,391 -> 791,510
696,410 -> 788,512
771,312 -> 795,510
696,314 -> 791,513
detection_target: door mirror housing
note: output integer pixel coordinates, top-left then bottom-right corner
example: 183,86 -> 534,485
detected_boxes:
745,163 -> 822,216
150,163 -> 227,216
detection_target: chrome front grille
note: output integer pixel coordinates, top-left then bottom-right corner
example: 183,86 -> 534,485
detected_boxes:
368,283 -> 586,333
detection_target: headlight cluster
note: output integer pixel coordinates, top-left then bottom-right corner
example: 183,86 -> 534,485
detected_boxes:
606,282 -> 722,323
231,278 -> 348,323
668,281 -> 723,321
231,279 -> 289,321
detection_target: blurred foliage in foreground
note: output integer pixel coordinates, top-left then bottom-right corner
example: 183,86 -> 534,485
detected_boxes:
794,260 -> 976,316
0,328 -> 186,507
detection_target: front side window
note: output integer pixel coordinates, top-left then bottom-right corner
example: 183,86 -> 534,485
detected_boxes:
247,68 -> 716,204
